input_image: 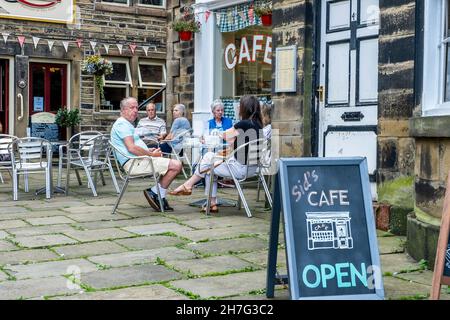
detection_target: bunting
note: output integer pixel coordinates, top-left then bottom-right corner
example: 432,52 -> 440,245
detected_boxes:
129,43 -> 137,55
116,44 -> 123,55
47,40 -> 54,51
2,33 -> 9,44
142,45 -> 149,56
103,43 -> 110,54
17,36 -> 25,48
205,10 -> 211,23
62,41 -> 70,53
76,38 -> 82,48
32,36 -> 40,49
90,41 -> 97,52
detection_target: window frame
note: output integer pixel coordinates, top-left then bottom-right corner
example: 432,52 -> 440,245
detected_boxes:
138,60 -> 166,113
422,0 -> 450,116
101,58 -> 132,111
137,0 -> 166,9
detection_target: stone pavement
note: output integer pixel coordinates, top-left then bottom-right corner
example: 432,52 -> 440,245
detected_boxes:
0,172 -> 449,300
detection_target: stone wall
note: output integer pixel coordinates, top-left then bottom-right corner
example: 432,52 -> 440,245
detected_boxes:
166,0 -> 195,127
0,0 -> 167,134
271,0 -> 313,157
377,0 -> 416,182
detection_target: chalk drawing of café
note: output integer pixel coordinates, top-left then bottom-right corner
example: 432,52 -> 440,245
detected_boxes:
305,212 -> 354,251
192,0 -> 272,134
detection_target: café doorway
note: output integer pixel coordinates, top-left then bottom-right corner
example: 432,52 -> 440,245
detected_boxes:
0,59 -> 8,134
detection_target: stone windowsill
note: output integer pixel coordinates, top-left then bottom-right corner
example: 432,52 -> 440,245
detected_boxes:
410,115 -> 450,138
95,3 -> 167,17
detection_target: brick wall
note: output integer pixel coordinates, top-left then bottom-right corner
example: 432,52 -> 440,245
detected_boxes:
377,0 -> 416,182
166,0 -> 195,127
271,0 -> 313,157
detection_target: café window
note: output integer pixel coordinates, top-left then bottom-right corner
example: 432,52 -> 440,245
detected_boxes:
138,61 -> 166,113
215,26 -> 272,98
101,0 -> 129,5
101,59 -> 132,111
138,0 -> 165,8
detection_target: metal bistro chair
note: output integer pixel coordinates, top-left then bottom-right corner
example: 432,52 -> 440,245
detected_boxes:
109,141 -> 165,214
65,134 -> 120,197
205,138 -> 273,217
9,137 -> 52,201
0,134 -> 18,184
57,131 -> 103,189
161,128 -> 193,179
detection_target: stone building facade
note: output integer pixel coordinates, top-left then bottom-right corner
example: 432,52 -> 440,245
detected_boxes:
0,0 -> 167,137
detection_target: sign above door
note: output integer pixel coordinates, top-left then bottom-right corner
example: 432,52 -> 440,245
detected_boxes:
0,0 -> 74,24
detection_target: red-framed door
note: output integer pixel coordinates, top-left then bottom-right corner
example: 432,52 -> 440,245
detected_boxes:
29,63 -> 67,115
0,60 -> 8,134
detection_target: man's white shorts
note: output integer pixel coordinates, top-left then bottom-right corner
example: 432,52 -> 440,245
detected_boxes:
123,157 -> 170,176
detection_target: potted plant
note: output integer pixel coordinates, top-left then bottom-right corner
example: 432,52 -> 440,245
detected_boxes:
81,55 -> 113,101
55,107 -> 81,139
171,8 -> 201,41
255,2 -> 273,26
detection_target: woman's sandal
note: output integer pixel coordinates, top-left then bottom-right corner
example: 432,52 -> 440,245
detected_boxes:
168,184 -> 192,196
201,204 -> 219,213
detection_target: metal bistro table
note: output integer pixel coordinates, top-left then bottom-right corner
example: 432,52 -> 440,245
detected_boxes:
184,138 -> 237,213
36,140 -> 67,196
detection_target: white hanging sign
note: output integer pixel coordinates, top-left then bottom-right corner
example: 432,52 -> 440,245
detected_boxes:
0,0 -> 75,24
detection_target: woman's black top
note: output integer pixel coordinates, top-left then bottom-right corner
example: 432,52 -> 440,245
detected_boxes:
233,119 -> 262,165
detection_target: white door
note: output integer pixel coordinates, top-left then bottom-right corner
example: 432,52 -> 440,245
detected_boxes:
318,0 -> 379,196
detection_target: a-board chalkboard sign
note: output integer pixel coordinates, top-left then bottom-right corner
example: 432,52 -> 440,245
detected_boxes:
30,123 -> 60,153
430,171 -> 450,300
266,157 -> 384,300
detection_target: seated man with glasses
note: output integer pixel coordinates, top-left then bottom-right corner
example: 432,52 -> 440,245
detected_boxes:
136,102 -> 167,147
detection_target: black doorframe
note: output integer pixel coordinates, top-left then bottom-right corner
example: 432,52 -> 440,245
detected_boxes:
311,0 -> 322,157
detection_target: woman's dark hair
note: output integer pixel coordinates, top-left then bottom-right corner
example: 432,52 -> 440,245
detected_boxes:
238,95 -> 263,127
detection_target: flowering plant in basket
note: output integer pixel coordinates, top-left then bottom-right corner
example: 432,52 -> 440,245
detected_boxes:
81,55 -> 113,100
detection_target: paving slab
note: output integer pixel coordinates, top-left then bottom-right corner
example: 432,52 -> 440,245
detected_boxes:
53,241 -> 129,259
0,276 -> 77,300
0,207 -> 29,214
187,237 -> 267,255
383,275 -> 431,300
0,210 -> 72,220
236,249 -> 286,268
0,231 -> 9,239
177,225 -> 269,242
0,270 -> 9,281
377,236 -> 406,254
0,240 -> 17,251
0,249 -> 59,266
122,223 -> 194,236
61,204 -> 137,214
65,212 -> 130,222
81,264 -> 182,290
62,228 -> 135,242
25,216 -> 76,226
88,247 -> 196,267
22,201 -> 85,211
380,253 -> 424,274
393,270 -> 434,286
170,270 -> 267,299
6,258 -> 98,280
73,215 -> 172,230
182,216 -> 269,230
6,224 -> 77,237
114,235 -> 187,251
166,255 -> 254,276
14,234 -> 78,248
51,284 -> 188,300
0,220 -> 29,229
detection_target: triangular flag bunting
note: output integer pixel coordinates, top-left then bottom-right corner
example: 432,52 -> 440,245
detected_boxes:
17,36 -> 25,48
142,46 -> 149,56
47,40 -> 54,51
76,38 -> 82,48
129,43 -> 137,55
32,36 -> 40,49
216,12 -> 221,26
153,45 -> 157,51
62,41 -> 70,53
103,44 -> 110,54
116,44 -> 123,55
249,6 -> 254,24
90,41 -> 97,52
2,33 -> 9,44
205,10 -> 211,23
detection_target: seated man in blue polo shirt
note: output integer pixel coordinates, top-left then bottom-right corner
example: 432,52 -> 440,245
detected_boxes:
111,97 -> 182,212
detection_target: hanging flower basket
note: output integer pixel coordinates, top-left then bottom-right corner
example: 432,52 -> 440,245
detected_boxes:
179,31 -> 193,41
81,55 -> 113,101
261,14 -> 272,26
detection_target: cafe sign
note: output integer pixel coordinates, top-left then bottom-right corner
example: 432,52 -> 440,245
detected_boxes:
224,35 -> 272,70
0,0 -> 74,24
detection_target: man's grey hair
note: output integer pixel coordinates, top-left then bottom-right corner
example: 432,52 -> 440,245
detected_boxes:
174,103 -> 186,116
120,97 -> 137,111
146,102 -> 156,111
210,99 -> 224,113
